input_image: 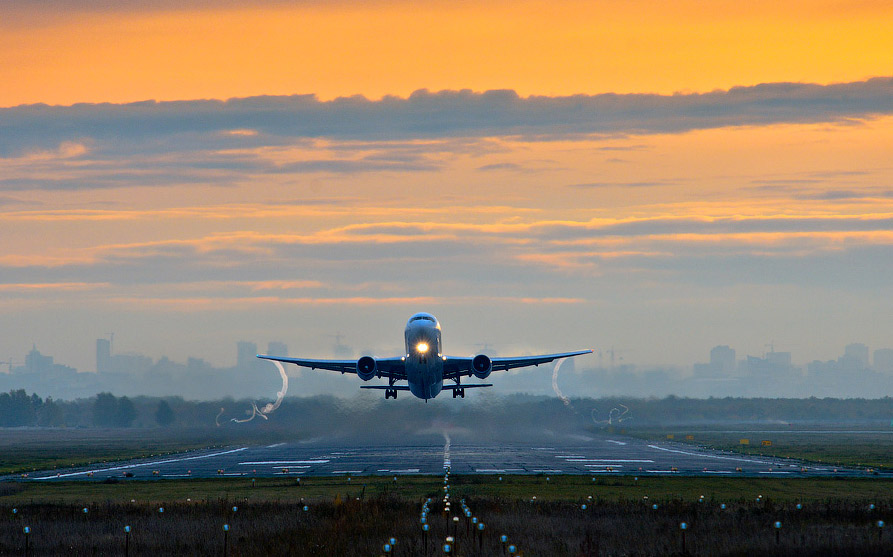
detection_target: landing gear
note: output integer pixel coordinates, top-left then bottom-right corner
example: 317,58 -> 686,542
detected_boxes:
385,389 -> 398,399
452,388 -> 465,398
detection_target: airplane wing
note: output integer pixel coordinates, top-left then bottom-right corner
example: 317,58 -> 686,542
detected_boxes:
443,349 -> 592,379
257,355 -> 407,379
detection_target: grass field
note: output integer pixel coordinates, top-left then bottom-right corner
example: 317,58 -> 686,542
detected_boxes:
0,427 -> 288,475
2,475 -> 892,505
1,476 -> 891,556
622,425 -> 893,471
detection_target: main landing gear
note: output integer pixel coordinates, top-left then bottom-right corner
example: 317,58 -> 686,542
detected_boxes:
452,388 -> 465,398
385,389 -> 398,399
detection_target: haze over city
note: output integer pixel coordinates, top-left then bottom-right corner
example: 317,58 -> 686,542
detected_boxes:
2,1 -> 893,398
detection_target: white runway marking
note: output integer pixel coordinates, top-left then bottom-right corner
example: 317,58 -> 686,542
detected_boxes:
566,459 -> 653,463
606,440 -> 627,445
556,455 -> 587,459
333,470 -> 364,474
646,445 -> 774,464
35,447 -> 249,480
266,443 -> 285,448
238,460 -> 329,465
476,469 -> 507,473
583,464 -> 624,468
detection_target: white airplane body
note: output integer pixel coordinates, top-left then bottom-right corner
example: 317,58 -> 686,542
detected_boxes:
257,312 -> 592,400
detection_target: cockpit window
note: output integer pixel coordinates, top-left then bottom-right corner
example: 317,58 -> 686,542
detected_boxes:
410,315 -> 435,322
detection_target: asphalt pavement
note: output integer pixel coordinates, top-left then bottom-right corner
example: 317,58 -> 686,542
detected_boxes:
17,430 -> 889,481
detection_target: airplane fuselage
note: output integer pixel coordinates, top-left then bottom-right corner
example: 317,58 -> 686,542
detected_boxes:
403,312 -> 444,399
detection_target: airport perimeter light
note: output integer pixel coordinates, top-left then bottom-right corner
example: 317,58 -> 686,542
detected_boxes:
679,522 -> 688,553
878,520 -> 885,541
774,521 -> 782,544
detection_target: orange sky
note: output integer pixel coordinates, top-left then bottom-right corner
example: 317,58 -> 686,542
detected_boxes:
2,0 -> 892,106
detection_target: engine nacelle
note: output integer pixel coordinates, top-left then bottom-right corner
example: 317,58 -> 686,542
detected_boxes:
471,354 -> 492,379
357,356 -> 377,381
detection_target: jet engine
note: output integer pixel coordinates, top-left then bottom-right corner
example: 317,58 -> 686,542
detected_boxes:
471,354 -> 492,379
356,356 -> 377,381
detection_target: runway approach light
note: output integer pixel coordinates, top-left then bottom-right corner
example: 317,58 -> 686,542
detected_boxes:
416,342 -> 429,354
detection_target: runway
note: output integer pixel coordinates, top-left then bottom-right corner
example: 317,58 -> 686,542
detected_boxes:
19,431 -> 888,481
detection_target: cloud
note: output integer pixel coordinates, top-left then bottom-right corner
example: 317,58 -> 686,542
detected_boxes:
1,78 -> 890,191
2,78 -> 890,152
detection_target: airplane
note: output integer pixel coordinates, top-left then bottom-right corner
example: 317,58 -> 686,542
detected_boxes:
257,312 -> 592,400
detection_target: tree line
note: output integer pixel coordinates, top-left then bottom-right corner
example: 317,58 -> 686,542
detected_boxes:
0,390 -> 173,428
0,389 -> 890,430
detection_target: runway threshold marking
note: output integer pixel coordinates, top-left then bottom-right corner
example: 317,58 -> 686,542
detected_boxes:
34,447 -> 249,480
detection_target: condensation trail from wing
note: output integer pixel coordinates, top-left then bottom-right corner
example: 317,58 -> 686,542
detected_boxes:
552,358 -> 572,407
591,404 -> 631,427
259,360 -> 288,415
218,360 -> 289,425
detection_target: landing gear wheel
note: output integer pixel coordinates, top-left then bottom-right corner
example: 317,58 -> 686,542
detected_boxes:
385,389 -> 397,399
452,388 -> 465,398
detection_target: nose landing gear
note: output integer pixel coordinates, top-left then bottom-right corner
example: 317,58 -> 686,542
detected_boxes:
385,389 -> 398,399
452,388 -> 465,398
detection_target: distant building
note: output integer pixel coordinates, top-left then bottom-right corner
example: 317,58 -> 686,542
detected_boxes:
744,351 -> 793,376
96,338 -> 111,373
21,345 -> 77,377
96,338 -> 153,374
874,349 -> 893,373
25,345 -> 54,374
237,341 -> 259,369
844,343 -> 870,369
766,351 -> 791,368
710,345 -> 736,375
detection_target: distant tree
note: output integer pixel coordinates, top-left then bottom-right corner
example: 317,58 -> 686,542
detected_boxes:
93,392 -> 118,427
37,397 -> 66,427
0,390 -> 40,427
115,396 -> 137,427
155,399 -> 175,427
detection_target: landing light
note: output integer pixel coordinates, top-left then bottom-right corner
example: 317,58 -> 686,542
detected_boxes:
416,342 -> 430,354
